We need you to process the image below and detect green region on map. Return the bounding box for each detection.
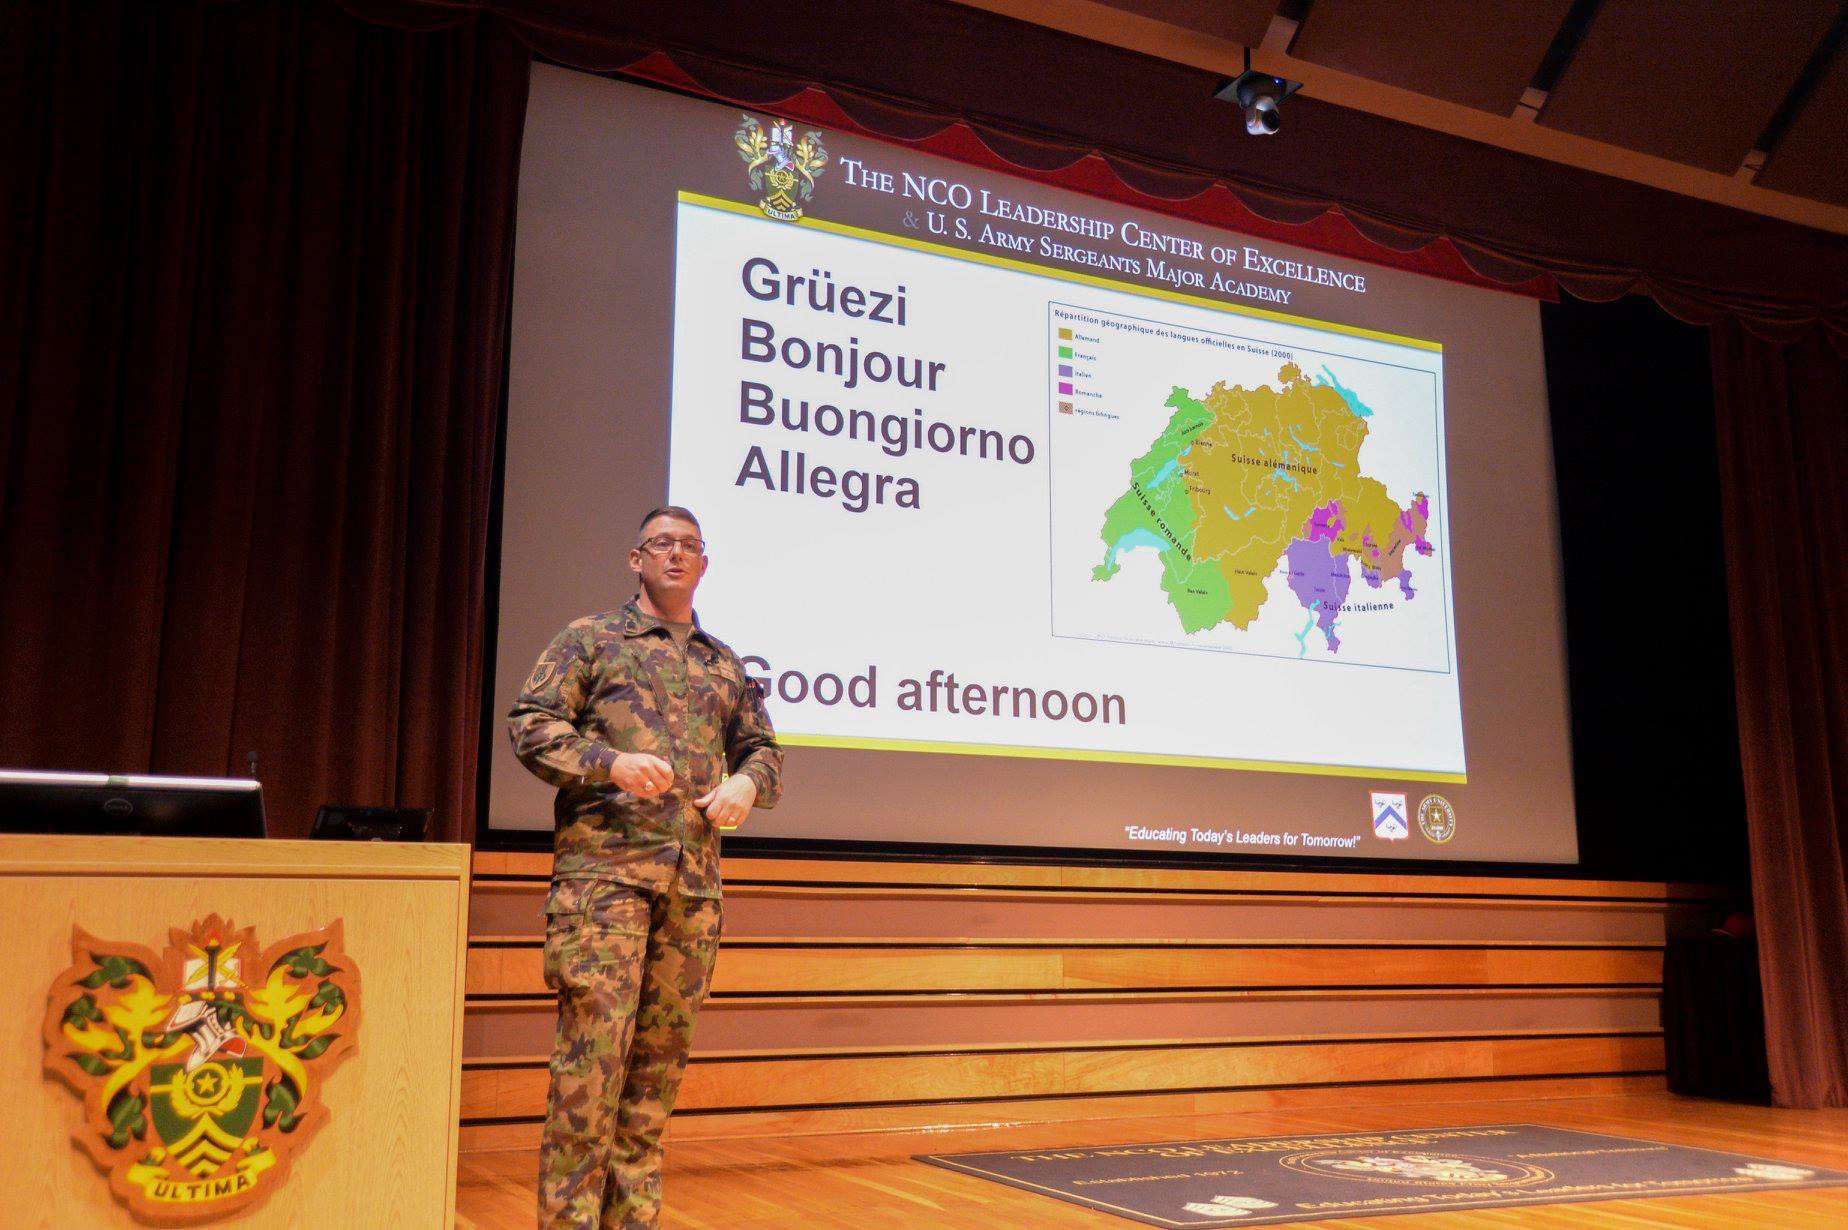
[1092,363,1432,643]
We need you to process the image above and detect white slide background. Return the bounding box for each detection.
[669,199,1465,778]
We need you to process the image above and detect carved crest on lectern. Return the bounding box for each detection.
[42,916,361,1223]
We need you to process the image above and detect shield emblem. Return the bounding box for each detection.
[148,1058,265,1176]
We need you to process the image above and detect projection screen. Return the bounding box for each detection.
[487,65,1579,865]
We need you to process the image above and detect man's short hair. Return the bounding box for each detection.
[637,505,701,539]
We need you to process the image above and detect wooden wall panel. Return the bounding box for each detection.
[470,882,1676,945]
[465,989,1661,1057]
[468,942,1661,997]
[460,1033,1663,1120]
[472,851,1710,900]
[457,1073,1671,1151]
[460,854,1705,1146]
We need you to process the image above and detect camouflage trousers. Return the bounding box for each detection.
[537,879,722,1229]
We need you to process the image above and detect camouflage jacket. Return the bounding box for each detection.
[507,599,782,898]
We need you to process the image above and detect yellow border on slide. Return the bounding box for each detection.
[679,190,1443,352]
[782,733,1468,785]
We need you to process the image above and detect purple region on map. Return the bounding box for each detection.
[1398,570,1416,599]
[1306,500,1344,543]
[1284,538,1352,652]
[1403,493,1434,556]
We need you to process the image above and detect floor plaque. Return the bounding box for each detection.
[918,1123,1848,1226]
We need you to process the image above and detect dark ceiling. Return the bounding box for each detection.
[1030,0,1848,214]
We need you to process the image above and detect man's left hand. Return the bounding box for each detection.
[693,774,758,829]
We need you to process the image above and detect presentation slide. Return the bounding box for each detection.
[670,198,1459,780]
[490,66,1578,864]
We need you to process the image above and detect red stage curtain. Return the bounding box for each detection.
[0,1,529,838]
[1710,320,1848,1108]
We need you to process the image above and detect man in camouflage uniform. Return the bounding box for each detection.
[509,505,781,1229]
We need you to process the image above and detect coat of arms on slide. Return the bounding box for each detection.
[42,916,360,1223]
[735,114,829,221]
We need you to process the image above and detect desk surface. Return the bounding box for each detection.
[0,834,469,878]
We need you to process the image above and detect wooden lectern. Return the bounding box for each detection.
[1,836,469,1228]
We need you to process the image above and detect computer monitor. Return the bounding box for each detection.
[310,805,428,842]
[0,769,267,837]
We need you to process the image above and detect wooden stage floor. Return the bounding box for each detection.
[456,1093,1848,1228]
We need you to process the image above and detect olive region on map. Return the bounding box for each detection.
[1052,302,1450,674]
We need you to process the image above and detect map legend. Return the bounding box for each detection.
[1049,309,1109,414]
[1054,325,1086,405]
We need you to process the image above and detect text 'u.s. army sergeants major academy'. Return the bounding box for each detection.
[732,256,1036,513]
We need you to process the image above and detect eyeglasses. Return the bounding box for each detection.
[638,535,705,558]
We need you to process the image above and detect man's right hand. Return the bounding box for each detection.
[610,753,675,798]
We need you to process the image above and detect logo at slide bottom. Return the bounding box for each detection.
[1370,791,1408,840]
[1417,794,1457,843]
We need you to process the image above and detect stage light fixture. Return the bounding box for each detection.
[1215,51,1302,136]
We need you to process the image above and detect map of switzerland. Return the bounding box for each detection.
[1091,363,1433,653]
